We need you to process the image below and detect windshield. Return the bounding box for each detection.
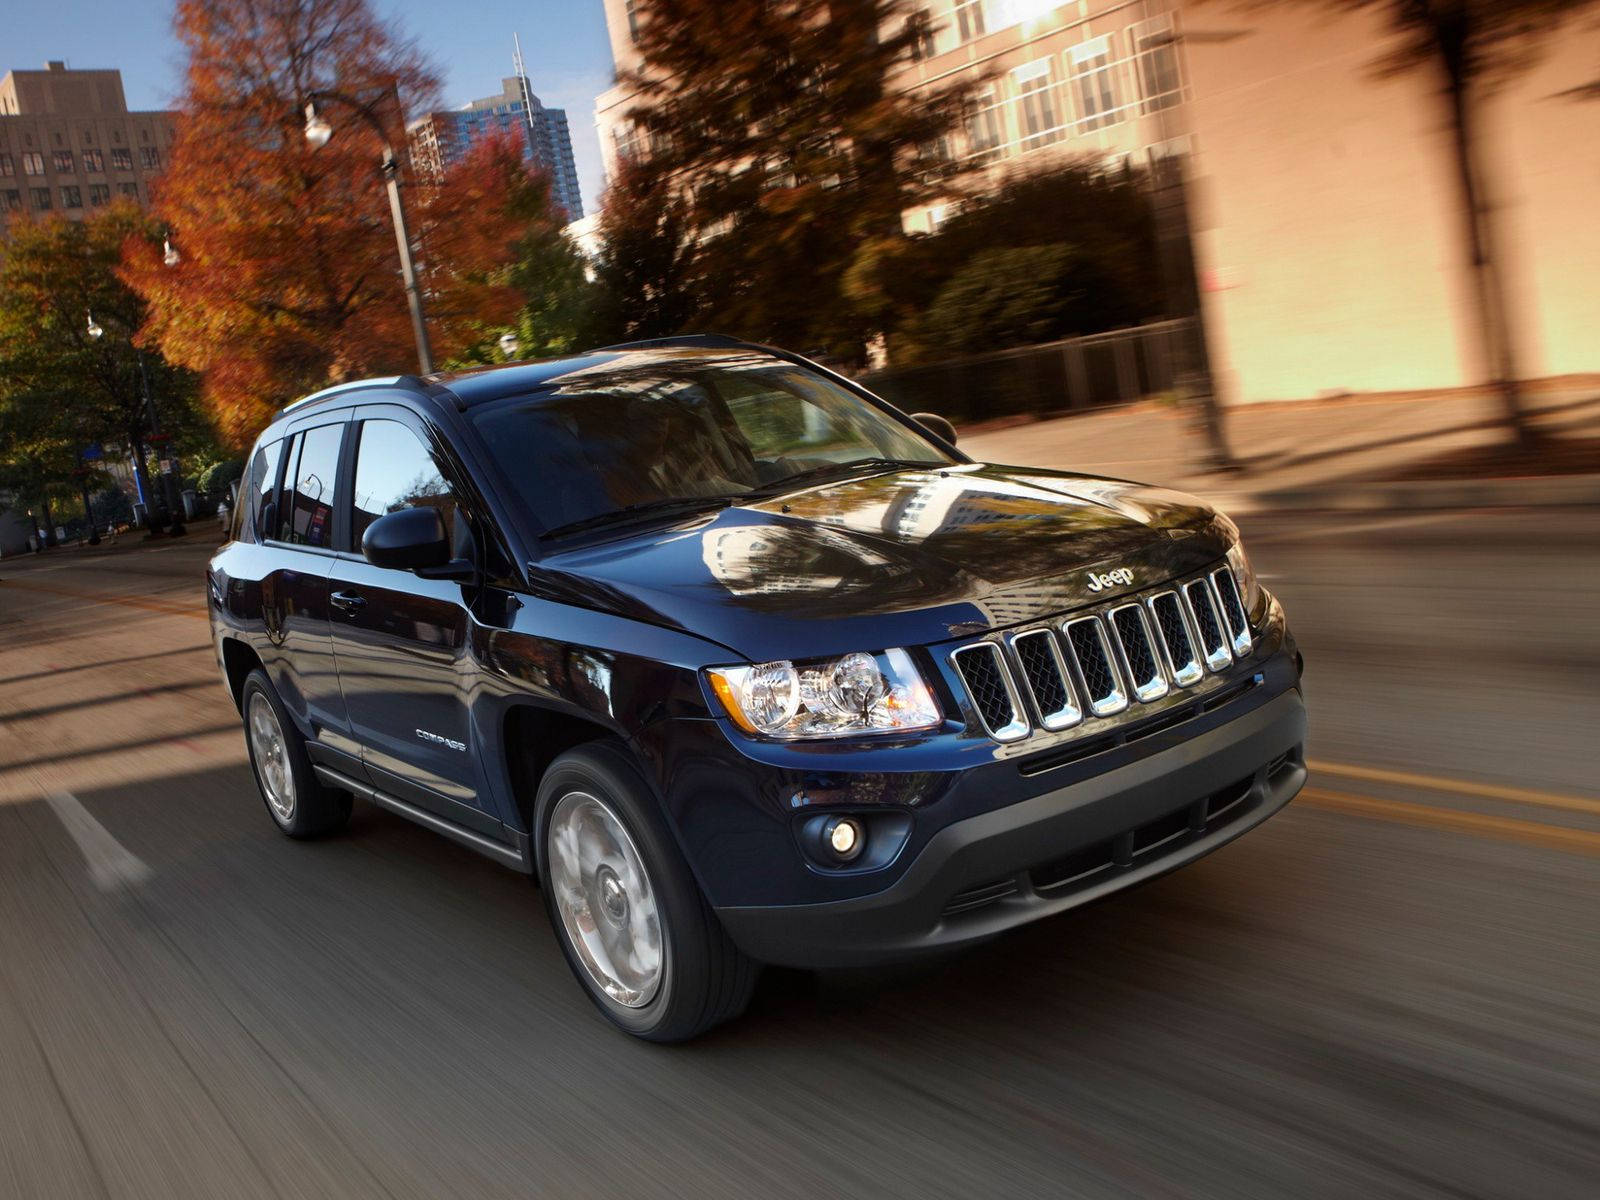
[470,357,954,538]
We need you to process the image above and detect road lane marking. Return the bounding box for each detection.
[0,579,205,620]
[1308,759,1600,817]
[1299,788,1600,857]
[44,791,153,891]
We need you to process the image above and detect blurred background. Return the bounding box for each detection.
[1,1,1598,1197]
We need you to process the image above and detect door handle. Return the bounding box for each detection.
[330,590,367,614]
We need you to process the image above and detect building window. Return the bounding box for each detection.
[111,147,133,171]
[1131,17,1182,112]
[965,85,1004,163]
[0,153,12,176]
[954,0,985,43]
[30,187,51,210]
[23,152,45,176]
[625,0,642,44]
[1069,34,1122,131]
[118,182,139,199]
[1,189,21,211]
[89,183,110,206]
[140,146,161,169]
[60,185,83,209]
[53,150,75,172]
[1014,59,1065,151]
[83,149,104,173]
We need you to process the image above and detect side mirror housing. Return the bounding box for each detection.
[911,411,957,446]
[362,506,452,571]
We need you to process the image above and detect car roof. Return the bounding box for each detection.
[269,336,786,422]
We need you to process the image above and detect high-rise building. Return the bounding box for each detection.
[592,1,1600,405]
[0,61,177,228]
[409,55,584,221]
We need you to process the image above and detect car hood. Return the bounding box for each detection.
[527,463,1237,662]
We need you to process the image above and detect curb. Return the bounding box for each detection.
[1205,473,1600,515]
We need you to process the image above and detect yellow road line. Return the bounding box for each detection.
[1,579,206,621]
[1308,758,1600,817]
[1299,787,1600,857]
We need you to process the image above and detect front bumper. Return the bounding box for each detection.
[714,687,1307,968]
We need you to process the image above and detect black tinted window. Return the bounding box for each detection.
[351,420,456,546]
[470,358,948,535]
[239,437,283,543]
[284,424,342,547]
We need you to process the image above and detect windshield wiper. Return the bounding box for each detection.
[538,494,744,542]
[749,457,943,497]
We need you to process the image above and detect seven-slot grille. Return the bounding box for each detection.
[950,566,1252,743]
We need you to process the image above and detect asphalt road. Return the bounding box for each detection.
[1,508,1597,1199]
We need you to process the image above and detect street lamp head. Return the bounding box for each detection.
[304,102,333,150]
[498,332,520,359]
[86,312,104,340]
[162,237,180,267]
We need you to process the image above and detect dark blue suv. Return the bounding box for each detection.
[208,337,1307,1040]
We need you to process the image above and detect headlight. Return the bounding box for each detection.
[1226,540,1261,614]
[707,648,941,739]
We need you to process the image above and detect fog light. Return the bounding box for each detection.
[825,816,863,862]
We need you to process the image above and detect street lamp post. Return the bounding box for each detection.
[303,93,434,375]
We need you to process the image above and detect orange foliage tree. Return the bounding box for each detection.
[123,0,533,446]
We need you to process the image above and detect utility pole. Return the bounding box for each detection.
[1147,4,1234,472]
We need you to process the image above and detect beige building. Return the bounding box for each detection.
[594,2,1598,404]
[0,62,177,228]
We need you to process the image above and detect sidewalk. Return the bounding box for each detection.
[961,383,1600,513]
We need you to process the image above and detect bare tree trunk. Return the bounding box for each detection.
[1443,67,1533,447]
[40,493,57,548]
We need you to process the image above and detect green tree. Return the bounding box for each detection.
[846,161,1165,362]
[0,206,208,530]
[619,0,977,358]
[1271,0,1600,445]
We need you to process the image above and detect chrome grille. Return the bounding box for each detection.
[950,563,1255,743]
[1183,578,1232,672]
[1009,629,1081,731]
[1063,617,1127,717]
[950,642,1029,742]
[1148,591,1204,686]
[1211,566,1252,656]
[1108,604,1169,703]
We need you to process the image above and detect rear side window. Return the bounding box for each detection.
[283,424,343,548]
[237,437,283,544]
[351,419,457,547]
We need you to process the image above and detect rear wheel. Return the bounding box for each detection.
[535,741,758,1042]
[241,669,351,838]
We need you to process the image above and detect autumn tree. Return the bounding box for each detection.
[588,158,703,344]
[618,0,978,359]
[0,206,206,533]
[1260,0,1600,446]
[124,0,530,446]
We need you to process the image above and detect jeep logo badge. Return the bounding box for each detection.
[1085,566,1135,593]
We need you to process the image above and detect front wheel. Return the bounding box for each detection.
[535,742,758,1042]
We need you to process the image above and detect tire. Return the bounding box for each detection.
[535,741,758,1042]
[240,668,352,839]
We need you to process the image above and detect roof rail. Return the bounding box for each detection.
[275,375,431,419]
[593,333,755,353]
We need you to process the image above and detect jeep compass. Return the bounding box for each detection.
[207,336,1307,1041]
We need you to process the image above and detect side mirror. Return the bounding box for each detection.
[362,506,452,571]
[911,412,957,446]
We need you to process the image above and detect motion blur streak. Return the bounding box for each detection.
[1310,759,1600,816]
[1300,788,1600,857]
